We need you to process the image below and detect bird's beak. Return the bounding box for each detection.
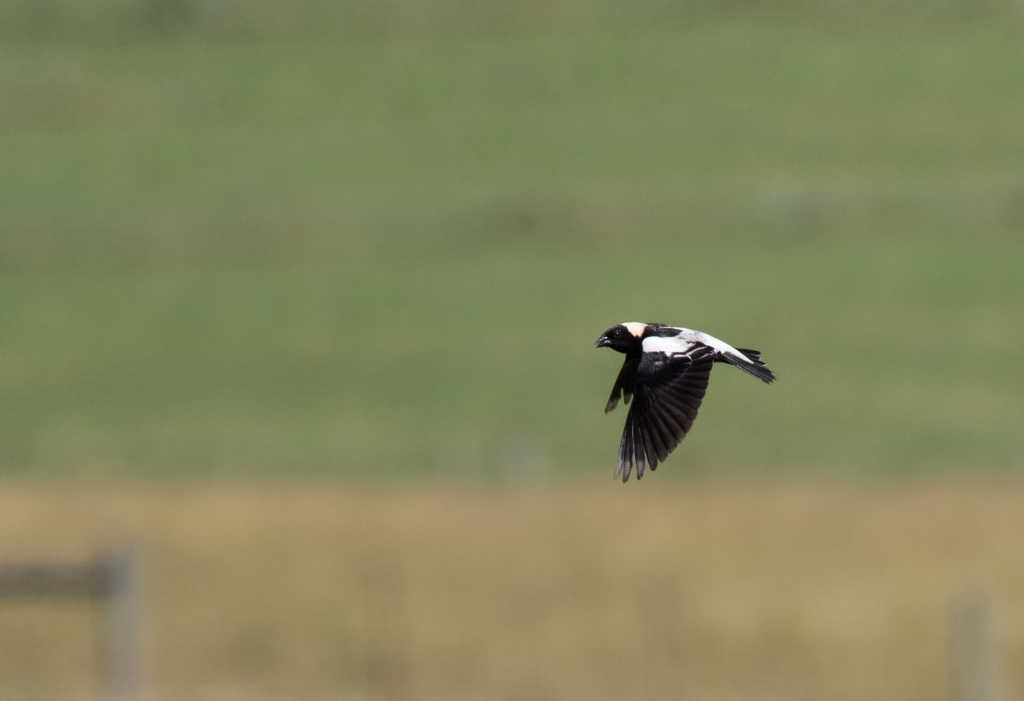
[595,335,611,348]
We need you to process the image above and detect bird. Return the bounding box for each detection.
[596,322,775,482]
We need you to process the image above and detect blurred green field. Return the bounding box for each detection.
[1,1,1023,479]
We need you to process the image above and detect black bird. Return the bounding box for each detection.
[596,322,775,482]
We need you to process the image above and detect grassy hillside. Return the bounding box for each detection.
[1,4,1023,479]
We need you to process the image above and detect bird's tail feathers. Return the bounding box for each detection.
[728,348,776,384]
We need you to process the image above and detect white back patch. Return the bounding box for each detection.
[642,327,754,363]
[623,322,647,338]
[693,330,752,363]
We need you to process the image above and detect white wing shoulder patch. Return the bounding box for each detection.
[641,335,695,355]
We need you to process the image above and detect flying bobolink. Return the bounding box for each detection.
[597,322,775,482]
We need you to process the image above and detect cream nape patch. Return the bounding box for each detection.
[622,322,647,338]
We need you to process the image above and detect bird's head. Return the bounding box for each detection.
[595,322,646,355]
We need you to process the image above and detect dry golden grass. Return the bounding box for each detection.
[2,481,1024,701]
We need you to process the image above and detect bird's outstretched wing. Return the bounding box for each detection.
[605,356,640,413]
[615,345,715,482]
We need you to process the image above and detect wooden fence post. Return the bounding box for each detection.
[952,593,997,701]
[101,546,145,701]
[0,546,146,701]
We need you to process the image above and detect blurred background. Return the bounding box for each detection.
[1,0,1023,698]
